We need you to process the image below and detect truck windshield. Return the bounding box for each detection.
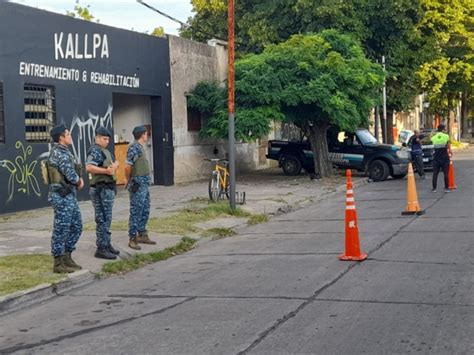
[357,130,378,144]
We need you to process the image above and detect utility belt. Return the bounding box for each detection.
[51,184,74,198]
[91,181,117,193]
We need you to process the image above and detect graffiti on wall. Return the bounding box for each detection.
[70,104,113,163]
[0,141,42,202]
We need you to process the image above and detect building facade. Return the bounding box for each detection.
[0,2,173,214]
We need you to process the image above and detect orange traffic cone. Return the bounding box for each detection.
[448,160,457,189]
[402,163,425,216]
[339,169,367,261]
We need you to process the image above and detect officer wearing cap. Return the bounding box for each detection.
[47,124,84,273]
[85,126,120,259]
[124,125,156,250]
[431,124,451,193]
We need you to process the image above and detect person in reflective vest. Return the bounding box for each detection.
[47,124,84,273]
[86,126,119,260]
[430,124,451,193]
[125,125,156,250]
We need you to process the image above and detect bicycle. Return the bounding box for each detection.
[206,158,230,202]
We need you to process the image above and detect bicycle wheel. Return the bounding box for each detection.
[208,173,221,202]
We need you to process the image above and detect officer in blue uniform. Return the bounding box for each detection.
[124,125,156,250]
[47,124,84,273]
[86,127,119,260]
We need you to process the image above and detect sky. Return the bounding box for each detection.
[9,0,194,35]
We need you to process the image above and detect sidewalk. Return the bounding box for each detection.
[0,168,357,276]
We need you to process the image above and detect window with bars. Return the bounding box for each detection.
[24,84,56,142]
[0,82,4,143]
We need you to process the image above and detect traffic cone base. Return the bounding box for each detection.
[402,210,425,216]
[338,253,367,261]
[402,163,424,216]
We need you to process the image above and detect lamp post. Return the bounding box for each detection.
[228,0,236,210]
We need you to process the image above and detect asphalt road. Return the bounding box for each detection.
[1,148,472,355]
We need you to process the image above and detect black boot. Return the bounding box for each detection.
[63,252,82,270]
[108,244,120,255]
[95,248,117,260]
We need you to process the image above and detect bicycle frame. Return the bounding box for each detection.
[214,163,229,191]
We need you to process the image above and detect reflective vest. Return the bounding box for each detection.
[431,132,450,149]
[89,146,116,185]
[131,142,150,177]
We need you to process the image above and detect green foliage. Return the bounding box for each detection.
[189,31,383,176]
[151,27,166,37]
[417,0,474,117]
[66,5,98,22]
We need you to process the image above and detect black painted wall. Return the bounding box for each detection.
[0,2,173,214]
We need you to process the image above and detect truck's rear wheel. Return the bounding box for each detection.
[368,160,389,182]
[281,155,302,176]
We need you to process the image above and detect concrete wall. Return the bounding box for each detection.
[168,35,269,184]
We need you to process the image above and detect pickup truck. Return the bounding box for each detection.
[266,128,409,182]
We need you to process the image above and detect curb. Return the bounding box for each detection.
[0,176,369,317]
[0,270,97,317]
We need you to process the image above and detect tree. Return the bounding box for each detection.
[151,27,166,37]
[66,5,98,22]
[188,31,384,177]
[182,0,432,144]
[416,0,474,137]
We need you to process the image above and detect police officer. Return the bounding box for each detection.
[47,124,84,273]
[124,125,156,250]
[86,127,119,260]
[431,124,451,193]
[408,130,425,179]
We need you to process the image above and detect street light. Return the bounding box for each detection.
[227,0,236,210]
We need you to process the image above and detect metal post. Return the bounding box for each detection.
[228,0,236,210]
[374,106,379,142]
[382,55,387,144]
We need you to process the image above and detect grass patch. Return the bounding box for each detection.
[0,254,65,296]
[101,237,197,275]
[202,227,236,240]
[247,214,269,225]
[94,202,252,236]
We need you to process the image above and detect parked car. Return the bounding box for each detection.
[267,128,409,181]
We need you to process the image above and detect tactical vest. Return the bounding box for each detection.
[46,146,81,185]
[131,142,150,177]
[90,147,116,185]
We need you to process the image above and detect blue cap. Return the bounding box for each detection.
[95,126,112,137]
[133,125,147,135]
[50,124,67,137]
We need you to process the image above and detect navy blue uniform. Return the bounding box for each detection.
[86,145,115,249]
[48,144,82,257]
[127,142,151,238]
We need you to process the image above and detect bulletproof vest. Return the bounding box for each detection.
[47,146,81,185]
[131,142,150,177]
[89,146,116,185]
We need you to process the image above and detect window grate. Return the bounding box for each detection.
[0,82,4,143]
[24,84,56,142]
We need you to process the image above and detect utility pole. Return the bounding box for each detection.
[228,0,236,210]
[382,55,387,144]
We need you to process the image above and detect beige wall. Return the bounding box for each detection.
[168,35,269,184]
